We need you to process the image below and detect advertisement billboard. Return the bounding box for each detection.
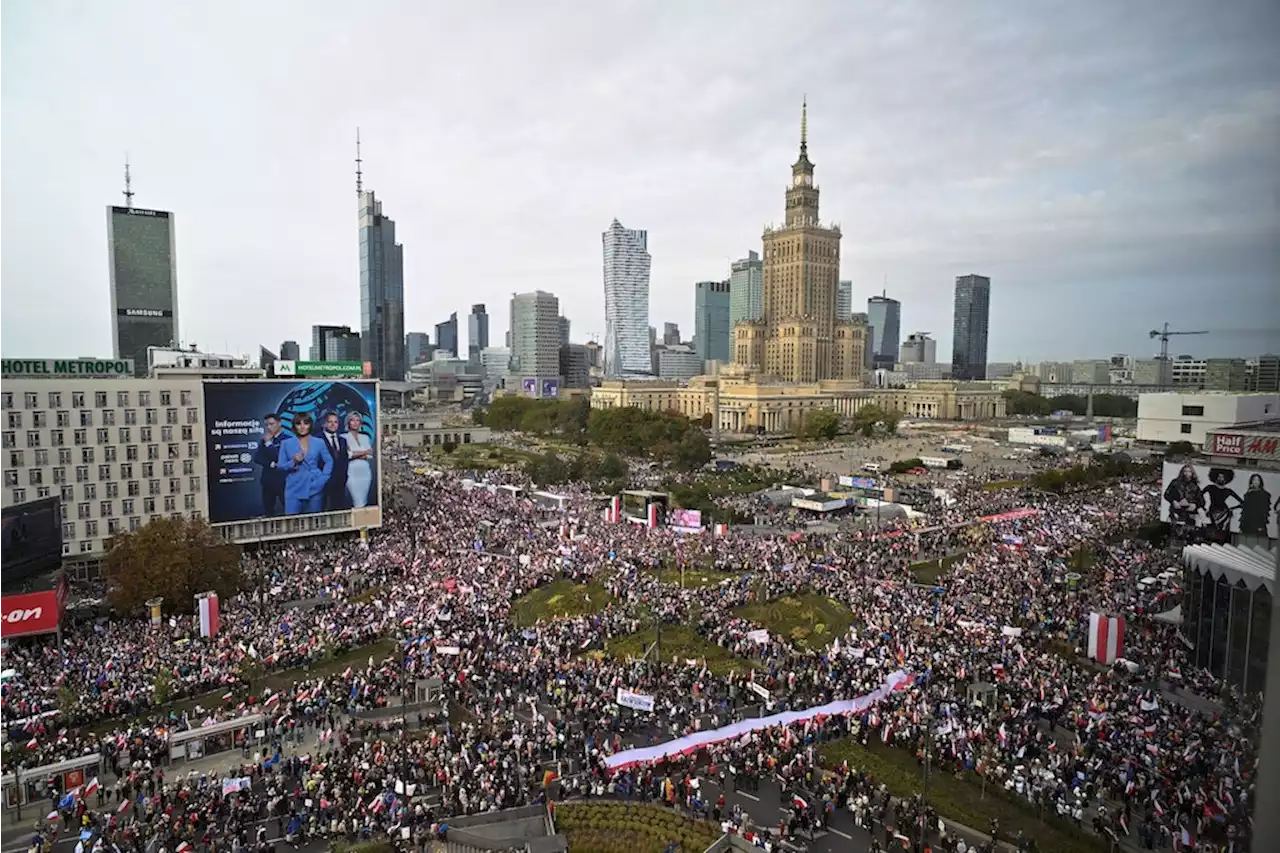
[2,497,64,585]
[203,380,379,524]
[1160,461,1279,539]
[274,360,367,378]
[1,576,67,639]
[669,508,703,531]
[541,379,560,398]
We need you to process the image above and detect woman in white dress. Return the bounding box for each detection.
[344,411,375,508]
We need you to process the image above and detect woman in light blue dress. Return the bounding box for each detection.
[344,410,375,508]
[277,412,333,515]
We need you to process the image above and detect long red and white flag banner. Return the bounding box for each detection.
[603,669,914,771]
[198,593,220,638]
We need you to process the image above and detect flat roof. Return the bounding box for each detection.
[1216,419,1280,434]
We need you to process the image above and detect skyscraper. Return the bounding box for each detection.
[509,291,562,393]
[728,251,764,329]
[356,134,405,380]
[663,322,681,346]
[559,316,571,349]
[951,274,991,381]
[467,304,489,361]
[435,312,458,358]
[866,293,902,370]
[602,219,652,377]
[279,340,301,361]
[900,332,937,365]
[406,332,431,367]
[734,100,866,382]
[836,280,853,323]
[107,166,179,375]
[694,280,731,365]
[310,324,362,362]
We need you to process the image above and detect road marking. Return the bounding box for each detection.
[736,791,760,801]
[831,828,853,840]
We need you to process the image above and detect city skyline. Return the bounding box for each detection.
[3,2,1279,364]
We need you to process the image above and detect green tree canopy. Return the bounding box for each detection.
[803,409,841,440]
[105,516,243,615]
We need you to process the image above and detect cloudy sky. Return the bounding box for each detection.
[3,0,1279,364]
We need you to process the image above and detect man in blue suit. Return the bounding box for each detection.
[254,413,287,516]
[319,411,349,512]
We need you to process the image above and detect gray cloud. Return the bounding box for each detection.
[3,0,1278,363]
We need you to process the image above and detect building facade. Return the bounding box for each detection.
[405,332,432,368]
[656,346,703,382]
[435,312,458,359]
[951,274,991,381]
[734,102,867,383]
[509,291,562,392]
[900,332,937,365]
[559,316,572,349]
[279,341,301,362]
[358,189,405,380]
[467,304,490,362]
[310,325,361,362]
[836,280,853,323]
[591,368,1006,434]
[866,293,901,370]
[479,346,511,384]
[108,205,179,376]
[1136,392,1280,446]
[728,250,764,329]
[559,344,591,388]
[694,279,731,366]
[602,219,652,377]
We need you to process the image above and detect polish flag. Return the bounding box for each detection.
[118,800,131,813]
[84,777,100,798]
[197,593,220,638]
[792,795,809,810]
[1087,613,1124,665]
[26,736,39,750]
[176,843,192,853]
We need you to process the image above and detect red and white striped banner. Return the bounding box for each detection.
[1087,612,1124,664]
[714,523,728,538]
[647,502,659,529]
[609,496,622,523]
[197,593,220,638]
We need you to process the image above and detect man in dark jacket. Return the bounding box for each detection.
[319,411,349,512]
[254,413,287,516]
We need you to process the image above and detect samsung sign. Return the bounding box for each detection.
[2,358,135,378]
[117,308,173,318]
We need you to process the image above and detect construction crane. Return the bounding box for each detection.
[1149,323,1208,389]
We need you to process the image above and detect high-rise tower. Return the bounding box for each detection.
[107,161,179,376]
[735,100,865,382]
[356,131,406,379]
[952,274,991,381]
[467,304,490,362]
[602,219,652,377]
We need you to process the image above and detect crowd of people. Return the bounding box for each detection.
[1,440,1261,853]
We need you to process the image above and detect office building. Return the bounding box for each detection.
[656,346,704,382]
[406,332,432,368]
[583,341,603,369]
[866,293,901,370]
[602,219,652,377]
[435,313,458,359]
[951,274,991,381]
[358,185,405,380]
[279,341,301,362]
[258,347,277,372]
[733,101,866,382]
[836,280,853,323]
[985,362,1018,381]
[310,325,361,362]
[662,322,681,346]
[559,316,572,349]
[1133,358,1171,388]
[1251,354,1280,393]
[479,346,511,384]
[467,305,490,361]
[1136,392,1279,447]
[899,333,937,365]
[729,251,764,329]
[108,191,179,376]
[694,280,731,365]
[1072,359,1111,385]
[1032,361,1074,384]
[560,344,591,388]
[509,291,562,392]
[1204,358,1249,392]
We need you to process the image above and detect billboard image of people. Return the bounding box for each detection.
[204,381,379,523]
[669,508,703,532]
[1160,461,1278,540]
[1,497,64,585]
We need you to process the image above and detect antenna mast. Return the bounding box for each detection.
[355,128,363,195]
[123,156,135,208]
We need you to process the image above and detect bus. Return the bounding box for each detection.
[941,444,971,454]
[920,456,963,470]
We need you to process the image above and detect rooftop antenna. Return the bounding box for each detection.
[123,155,135,208]
[355,128,363,195]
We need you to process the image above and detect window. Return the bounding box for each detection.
[33,412,48,428]
[127,480,140,497]
[1181,405,1205,417]
[77,502,91,519]
[24,392,38,409]
[117,391,130,407]
[1,431,14,448]
[79,410,93,427]
[11,488,26,503]
[100,500,113,517]
[169,477,180,494]
[35,449,49,465]
[129,516,141,531]
[75,465,89,482]
[3,471,16,487]
[101,469,114,487]
[163,461,174,476]
[168,444,180,459]
[102,410,116,426]
[145,409,158,425]
[188,476,201,492]
[7,450,22,467]
[124,409,137,425]
[180,390,192,406]
[94,391,108,408]
[142,462,154,478]
[0,392,10,409]
[166,408,179,425]
[143,497,156,514]
[27,430,41,447]
[72,392,85,408]
[161,426,173,442]
[52,467,66,484]
[140,427,152,442]
[62,521,76,539]
[118,427,130,443]
[182,425,193,441]
[57,411,72,428]
[81,447,95,463]
[164,495,176,512]
[85,519,99,537]
[36,487,50,499]
[28,469,43,485]
[106,517,121,533]
[183,459,194,475]
[187,442,200,458]
[83,483,97,500]
[149,479,161,496]
[80,540,95,553]
[147,444,160,460]
[139,391,151,406]
[58,447,72,464]
[186,408,199,424]
[126,445,139,461]
[104,445,117,462]
[7,412,22,429]
[47,391,61,408]
[122,499,134,514]
[60,486,74,501]
[160,390,171,405]
[74,429,87,446]
[120,463,132,478]
[1180,423,1193,434]
[49,430,63,446]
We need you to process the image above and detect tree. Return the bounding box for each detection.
[1001,390,1052,416]
[105,516,243,615]
[598,452,628,480]
[672,429,712,471]
[803,409,841,441]
[1166,441,1195,458]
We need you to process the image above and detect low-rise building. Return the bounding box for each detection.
[1136,391,1280,447]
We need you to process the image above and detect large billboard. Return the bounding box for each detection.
[2,497,64,586]
[1160,461,1279,540]
[203,381,379,524]
[1,575,68,639]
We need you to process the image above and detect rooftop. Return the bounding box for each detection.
[1218,419,1280,434]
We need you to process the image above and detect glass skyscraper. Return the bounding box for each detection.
[602,219,651,377]
[359,190,405,379]
[467,304,489,361]
[866,293,902,369]
[435,312,458,358]
[695,280,731,365]
[107,205,178,375]
[729,250,764,329]
[951,274,991,381]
